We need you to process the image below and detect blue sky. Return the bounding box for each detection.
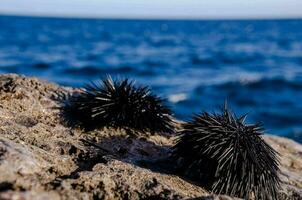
[0,0,301,19]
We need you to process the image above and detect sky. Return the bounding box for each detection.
[0,0,301,19]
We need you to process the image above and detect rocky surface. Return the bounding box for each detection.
[0,74,301,200]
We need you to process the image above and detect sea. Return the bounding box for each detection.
[0,15,301,143]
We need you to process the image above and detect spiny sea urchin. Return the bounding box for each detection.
[172,103,280,199]
[61,76,175,133]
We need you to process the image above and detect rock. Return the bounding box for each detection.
[0,74,301,200]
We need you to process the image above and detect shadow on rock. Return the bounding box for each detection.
[80,134,178,175]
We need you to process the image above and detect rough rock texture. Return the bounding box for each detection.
[0,74,301,200]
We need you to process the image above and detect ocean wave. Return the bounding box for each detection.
[216,51,264,64]
[190,55,217,66]
[32,63,51,69]
[63,65,151,77]
[64,66,104,76]
[168,93,187,103]
[212,77,302,91]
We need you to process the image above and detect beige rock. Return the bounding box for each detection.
[0,74,301,200]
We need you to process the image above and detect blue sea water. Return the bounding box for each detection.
[0,15,302,143]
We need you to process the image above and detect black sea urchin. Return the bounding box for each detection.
[61,76,175,133]
[172,104,280,199]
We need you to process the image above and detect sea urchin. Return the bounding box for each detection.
[61,76,175,133]
[172,104,280,199]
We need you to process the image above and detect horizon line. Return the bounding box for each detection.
[1,13,302,21]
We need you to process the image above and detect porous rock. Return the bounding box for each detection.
[0,74,301,200]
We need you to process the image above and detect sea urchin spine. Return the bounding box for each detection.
[61,76,175,133]
[172,104,280,199]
